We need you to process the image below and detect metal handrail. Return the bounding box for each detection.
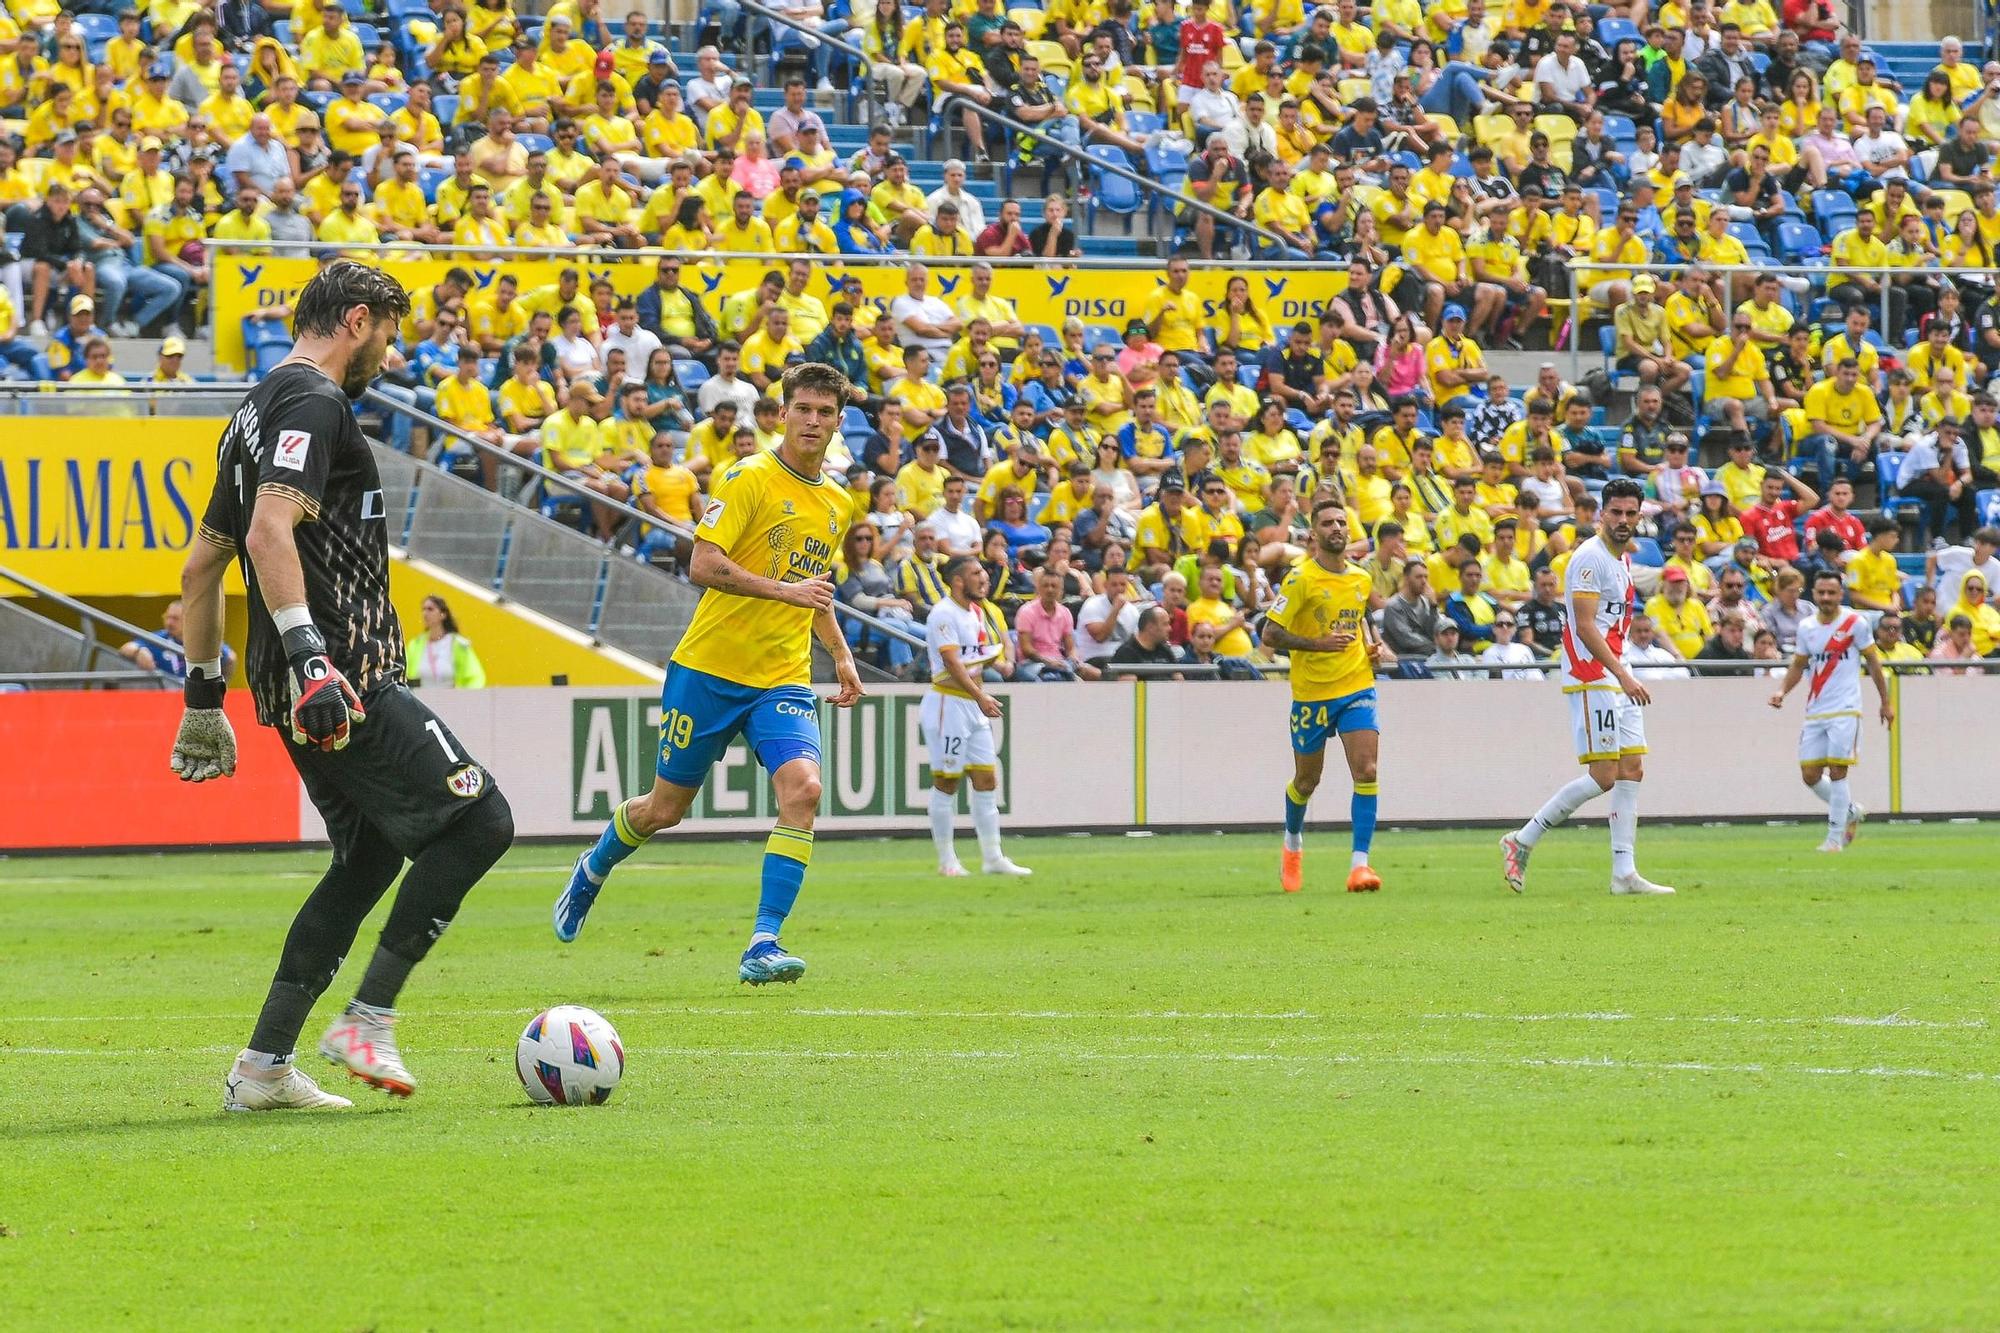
[0,671,175,689]
[1563,255,2000,381]
[0,562,184,680]
[734,0,1291,250]
[1406,655,2000,676]
[361,389,927,649]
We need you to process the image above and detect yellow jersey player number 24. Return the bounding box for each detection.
[554,363,866,987]
[1259,496,1389,896]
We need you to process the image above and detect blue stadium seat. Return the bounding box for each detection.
[1631,536,1664,567]
[842,405,870,439]
[1597,17,1639,46]
[1023,322,1060,350]
[673,359,709,393]
[435,94,459,124]
[1125,110,1164,137]
[1085,145,1140,228]
[1813,190,1856,233]
[1775,220,1823,261]
[368,92,408,114]
[518,133,554,154]
[418,166,450,203]
[75,11,117,40]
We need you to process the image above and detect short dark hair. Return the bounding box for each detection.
[1867,515,1901,537]
[1600,477,1645,506]
[782,362,853,404]
[1812,568,1846,591]
[291,259,411,338]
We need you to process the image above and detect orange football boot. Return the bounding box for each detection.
[1280,848,1303,893]
[1345,865,1382,893]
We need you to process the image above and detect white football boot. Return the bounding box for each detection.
[318,1007,415,1098]
[1610,872,1677,896]
[982,857,1033,876]
[224,1054,353,1112]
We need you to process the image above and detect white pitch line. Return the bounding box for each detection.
[1424,1011,1988,1030]
[1,1044,1994,1084]
[15,1005,1989,1029]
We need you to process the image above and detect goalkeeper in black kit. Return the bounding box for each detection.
[170,260,515,1113]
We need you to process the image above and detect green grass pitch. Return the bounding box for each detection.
[3,823,1998,1329]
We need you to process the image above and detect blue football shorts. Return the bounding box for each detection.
[655,663,822,787]
[1288,687,1379,755]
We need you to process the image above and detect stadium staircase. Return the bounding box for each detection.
[0,565,175,690]
[363,394,920,683]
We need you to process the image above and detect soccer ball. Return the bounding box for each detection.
[516,1005,625,1106]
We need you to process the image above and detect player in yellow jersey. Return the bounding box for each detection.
[555,363,865,985]
[1261,497,1387,894]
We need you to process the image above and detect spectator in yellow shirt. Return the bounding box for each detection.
[300,8,367,91]
[1645,567,1713,657]
[572,156,643,247]
[316,174,383,256]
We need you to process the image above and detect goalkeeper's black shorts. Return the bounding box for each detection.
[282,683,501,864]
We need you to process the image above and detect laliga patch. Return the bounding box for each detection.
[273,429,312,472]
[446,764,486,798]
[699,499,725,529]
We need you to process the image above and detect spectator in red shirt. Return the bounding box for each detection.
[1782,0,1839,46]
[1803,477,1868,552]
[974,197,1032,257]
[1176,0,1226,96]
[1739,464,1817,564]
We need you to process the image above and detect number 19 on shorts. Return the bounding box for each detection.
[659,708,695,764]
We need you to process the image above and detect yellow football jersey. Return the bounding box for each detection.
[1267,556,1374,702]
[674,449,854,688]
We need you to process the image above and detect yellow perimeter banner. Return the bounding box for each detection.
[0,418,243,598]
[212,255,1351,374]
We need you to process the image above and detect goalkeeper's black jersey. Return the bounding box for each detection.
[198,362,404,727]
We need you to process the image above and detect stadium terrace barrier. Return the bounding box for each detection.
[4,676,1995,851]
[208,244,1356,375]
[366,391,926,669]
[1563,260,2000,383]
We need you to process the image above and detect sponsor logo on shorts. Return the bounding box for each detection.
[446,764,486,798]
[775,701,816,717]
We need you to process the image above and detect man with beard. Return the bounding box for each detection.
[172,260,515,1112]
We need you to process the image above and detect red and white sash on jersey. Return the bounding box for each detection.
[1807,611,1860,708]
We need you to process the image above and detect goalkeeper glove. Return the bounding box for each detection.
[282,622,366,752]
[169,663,237,782]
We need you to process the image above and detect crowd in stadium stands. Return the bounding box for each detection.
[3,0,1998,676]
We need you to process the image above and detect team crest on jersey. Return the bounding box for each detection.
[446,764,486,798]
[782,500,797,516]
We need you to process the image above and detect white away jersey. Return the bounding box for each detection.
[926,597,1001,686]
[1559,536,1634,690]
[1796,610,1867,717]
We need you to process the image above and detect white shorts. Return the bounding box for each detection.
[920,691,996,777]
[1569,688,1646,764]
[1799,714,1861,767]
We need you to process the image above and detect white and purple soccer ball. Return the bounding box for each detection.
[516,1005,625,1106]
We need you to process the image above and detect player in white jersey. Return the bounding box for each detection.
[1501,479,1677,896]
[1768,568,1895,851]
[922,556,1032,878]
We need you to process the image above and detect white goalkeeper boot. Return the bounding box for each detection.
[224,1053,353,1112]
[318,1004,415,1098]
